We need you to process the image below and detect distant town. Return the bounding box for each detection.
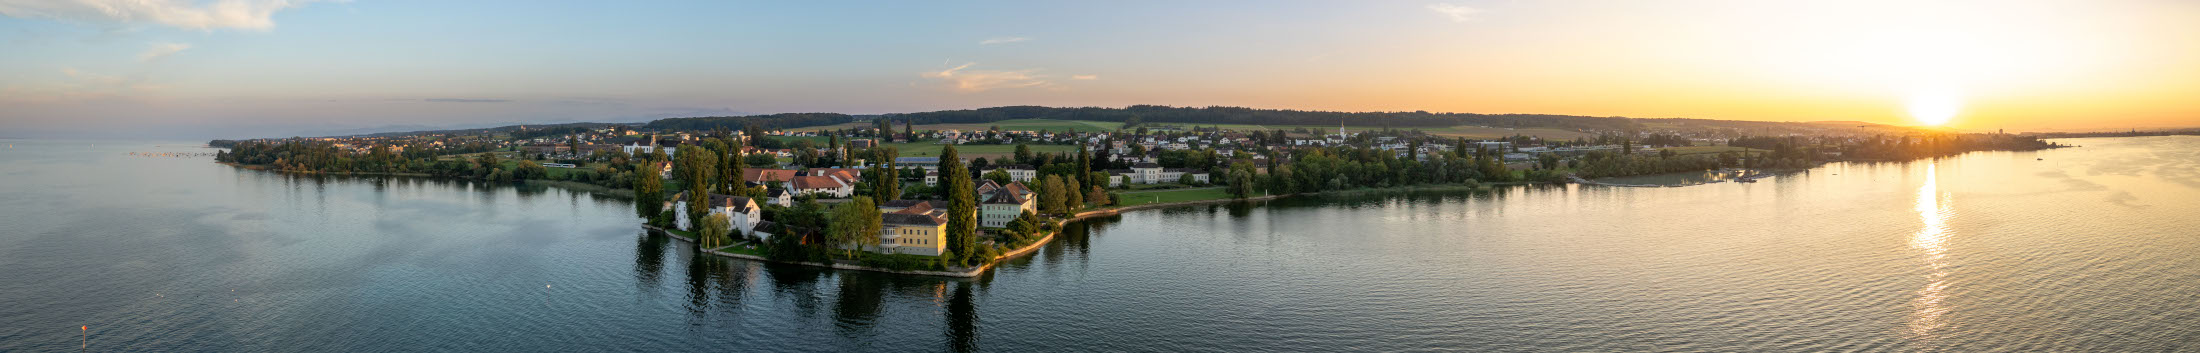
[207,105,2064,275]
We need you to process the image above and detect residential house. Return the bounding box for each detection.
[790,175,853,198]
[670,192,763,236]
[976,180,1036,228]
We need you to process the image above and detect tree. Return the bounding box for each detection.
[983,169,1012,186]
[685,187,709,232]
[699,213,732,249]
[939,145,979,266]
[1086,186,1109,206]
[633,165,664,220]
[1039,175,1067,214]
[829,196,882,258]
[1013,144,1033,164]
[1178,173,1196,185]
[745,152,777,168]
[1228,169,1254,199]
[1064,178,1084,212]
[1076,149,1093,186]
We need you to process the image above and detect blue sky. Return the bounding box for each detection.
[5,0,2197,138]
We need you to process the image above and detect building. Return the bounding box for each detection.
[873,205,947,256]
[924,170,938,187]
[742,168,799,185]
[976,180,1036,228]
[984,164,1038,182]
[670,192,762,236]
[1106,163,1210,186]
[764,189,792,207]
[895,157,941,170]
[790,175,853,198]
[878,199,935,213]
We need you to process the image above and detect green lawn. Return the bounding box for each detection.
[798,118,1590,140]
[765,135,832,145]
[1113,187,1259,207]
[712,243,769,257]
[795,118,1124,133]
[886,142,1079,160]
[1658,146,1770,156]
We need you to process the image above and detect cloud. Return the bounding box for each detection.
[1426,3,1481,23]
[921,62,1049,92]
[979,36,1029,45]
[0,0,325,30]
[1071,75,1098,80]
[138,42,191,62]
[423,98,511,103]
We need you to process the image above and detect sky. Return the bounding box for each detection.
[4,0,2198,139]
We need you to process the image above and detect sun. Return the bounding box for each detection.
[1905,87,1962,126]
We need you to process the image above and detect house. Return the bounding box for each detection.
[924,170,938,187]
[805,168,862,181]
[790,175,853,198]
[1106,163,1210,186]
[670,192,762,236]
[875,212,947,256]
[764,189,792,207]
[976,180,1036,228]
[743,168,799,185]
[867,203,948,256]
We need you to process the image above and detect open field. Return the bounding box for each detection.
[1658,145,1769,156]
[795,119,1125,133]
[1113,187,1257,207]
[1143,122,1592,140]
[796,118,1589,140]
[885,142,1079,160]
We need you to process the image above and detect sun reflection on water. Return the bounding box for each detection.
[1909,163,1954,340]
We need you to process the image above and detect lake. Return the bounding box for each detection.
[2,136,2196,352]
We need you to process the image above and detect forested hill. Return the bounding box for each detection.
[294,105,1769,138]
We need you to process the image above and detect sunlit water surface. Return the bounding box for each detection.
[2,137,2197,352]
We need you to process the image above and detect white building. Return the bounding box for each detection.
[671,193,762,237]
[1107,163,1210,186]
[986,165,1037,182]
[976,181,1036,228]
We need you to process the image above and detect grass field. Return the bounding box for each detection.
[1140,122,1592,140]
[885,142,1079,160]
[1113,187,1261,207]
[796,119,1125,133]
[809,118,1593,140]
[1658,146,1769,156]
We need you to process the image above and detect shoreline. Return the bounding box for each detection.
[222,162,633,198]
[651,192,1300,278]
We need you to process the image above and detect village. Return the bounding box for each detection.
[210,114,2059,275]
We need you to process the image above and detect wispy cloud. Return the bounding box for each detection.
[0,0,327,30]
[1071,74,1098,80]
[1426,3,1481,23]
[921,62,1049,92]
[138,42,190,62]
[423,98,511,103]
[979,36,1030,45]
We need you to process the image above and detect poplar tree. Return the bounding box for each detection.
[940,145,979,266]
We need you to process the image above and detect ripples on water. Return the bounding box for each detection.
[1,137,2197,352]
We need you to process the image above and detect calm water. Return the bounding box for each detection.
[3,137,2198,352]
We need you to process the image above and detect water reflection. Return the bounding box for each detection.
[1909,163,1954,340]
[946,282,978,352]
